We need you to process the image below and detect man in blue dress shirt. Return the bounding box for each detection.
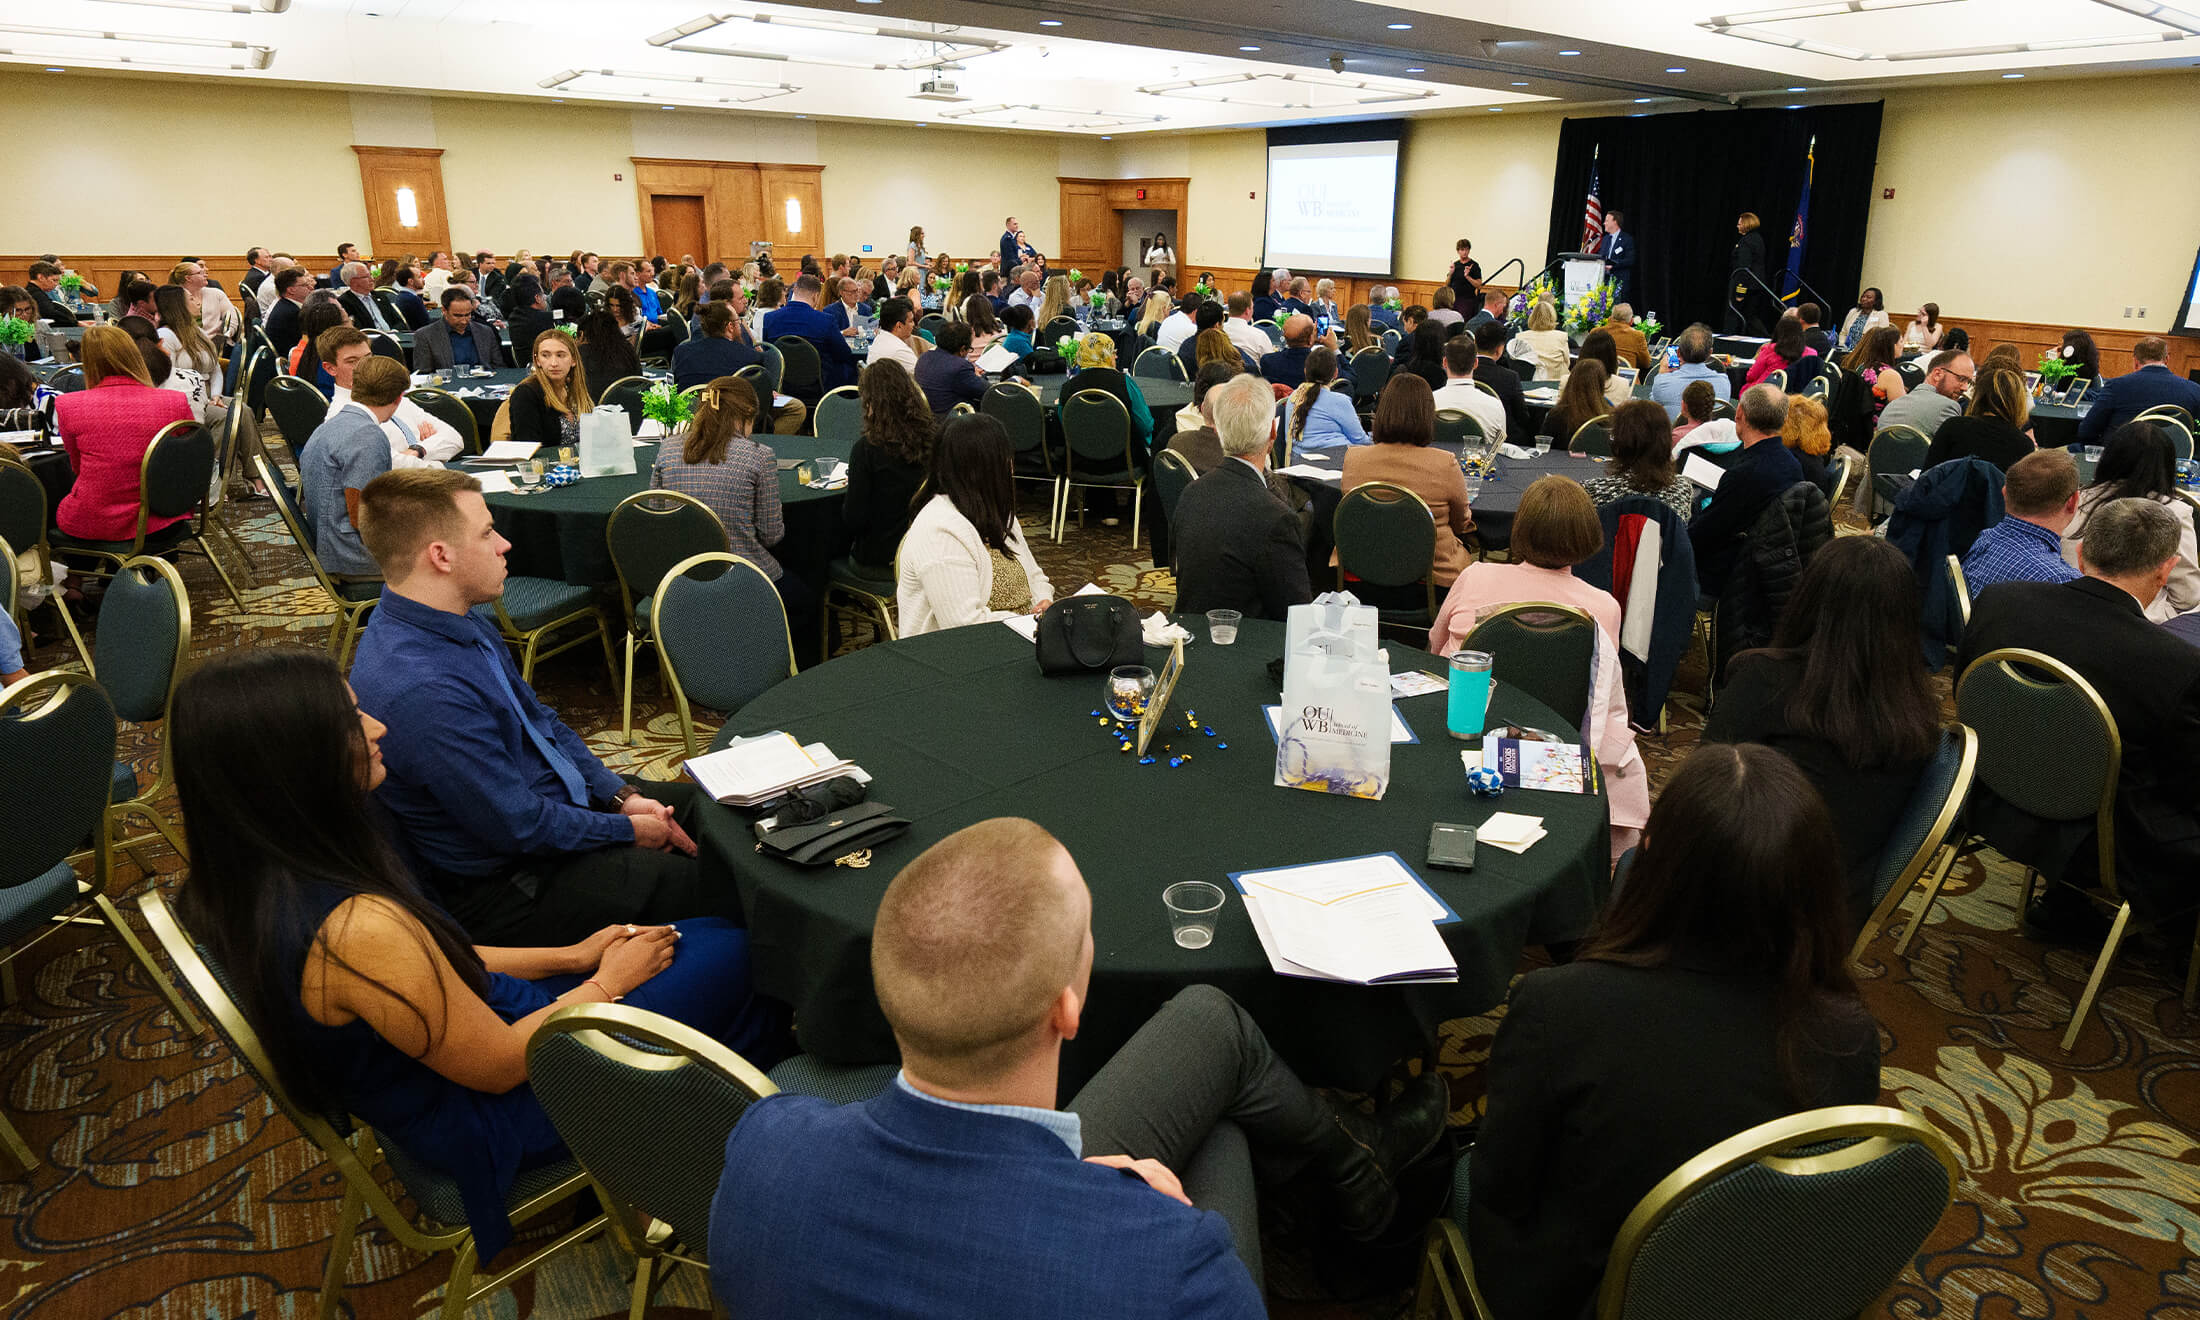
[760,272,858,398]
[1963,449,2082,592]
[709,818,1448,1319]
[1650,324,1733,421]
[349,468,732,945]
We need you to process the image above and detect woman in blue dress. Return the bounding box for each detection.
[172,647,787,1257]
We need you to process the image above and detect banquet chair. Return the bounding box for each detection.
[1801,374,1831,400]
[1866,425,1932,523]
[365,330,407,363]
[1152,448,1199,572]
[1434,409,1486,450]
[2137,412,2193,462]
[253,453,379,665]
[1945,555,1972,632]
[1709,398,1736,421]
[242,347,280,420]
[1461,602,1597,733]
[607,490,729,743]
[770,337,821,401]
[527,1003,782,1320]
[764,1055,898,1105]
[757,343,785,394]
[137,889,606,1320]
[822,554,898,658]
[732,365,768,397]
[1828,453,1857,516]
[814,386,862,445]
[1955,648,2178,1051]
[373,289,408,327]
[95,556,194,871]
[51,421,246,613]
[1333,481,1438,634]
[1134,346,1187,382]
[918,313,950,341]
[0,673,203,1131]
[406,387,482,456]
[1058,390,1143,546]
[985,383,1062,533]
[264,374,331,458]
[0,457,91,669]
[1259,320,1285,347]
[2136,404,2195,436]
[598,375,651,435]
[1851,725,1977,965]
[1895,359,1927,389]
[639,309,687,364]
[44,365,85,393]
[1762,368,1787,391]
[1380,327,1402,353]
[653,552,796,760]
[1416,1105,1958,1320]
[1569,415,1614,458]
[1350,346,1393,403]
[478,575,617,688]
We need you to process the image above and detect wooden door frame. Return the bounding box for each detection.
[1058,176,1189,286]
[352,145,450,258]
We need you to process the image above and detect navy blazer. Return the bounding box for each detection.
[671,335,765,389]
[1260,344,1312,389]
[1601,230,1637,301]
[762,301,859,393]
[710,1082,1263,1319]
[1000,230,1021,271]
[2075,364,2200,445]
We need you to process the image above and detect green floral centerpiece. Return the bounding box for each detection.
[2036,349,2078,385]
[932,275,951,292]
[1383,297,1401,311]
[0,316,31,349]
[641,381,695,433]
[954,261,968,274]
[1637,312,1664,340]
[1089,291,1107,310]
[1056,335,1079,364]
[1195,281,1216,299]
[556,323,578,338]
[1067,268,1084,283]
[56,272,83,299]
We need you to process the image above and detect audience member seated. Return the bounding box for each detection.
[575,310,641,400]
[1963,449,2081,592]
[1426,287,1465,330]
[1601,304,1651,371]
[1836,286,1890,353]
[898,414,1052,634]
[505,330,594,452]
[386,266,432,330]
[262,267,313,356]
[762,273,859,397]
[1341,375,1475,589]
[1744,312,1816,388]
[1780,394,1837,496]
[2075,336,2200,444]
[1471,320,1530,441]
[1900,302,1944,354]
[1068,333,1154,449]
[2055,328,2102,386]
[25,261,80,327]
[170,646,781,1262]
[288,298,350,391]
[2059,420,2200,621]
[547,271,588,328]
[1576,329,1632,409]
[151,285,225,425]
[1460,291,1505,340]
[414,290,505,372]
[1222,292,1276,365]
[1796,301,1834,358]
[1279,347,1366,454]
[671,300,762,387]
[1958,496,2200,939]
[650,375,811,634]
[914,321,990,417]
[1399,321,1450,393]
[1650,324,1732,420]
[504,279,556,359]
[1260,315,1323,389]
[1926,367,2036,471]
[1510,299,1571,383]
[1704,537,1938,929]
[1370,287,1402,331]
[301,356,407,577]
[866,296,922,373]
[1468,742,1880,1320]
[350,468,735,943]
[323,329,455,465]
[1157,293,1201,352]
[1583,400,1695,519]
[53,326,195,545]
[1428,477,1649,858]
[1173,374,1313,621]
[825,276,873,337]
[999,303,1037,367]
[1197,323,1257,377]
[1390,307,1428,370]
[1876,348,1973,437]
[1430,337,1507,442]
[842,359,934,574]
[710,818,1448,1317]
[1831,327,1907,454]
[1690,385,1801,596]
[1545,361,1611,451]
[1249,270,1279,322]
[334,263,400,336]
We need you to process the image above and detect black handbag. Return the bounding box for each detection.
[1035,594,1143,675]
[754,801,910,868]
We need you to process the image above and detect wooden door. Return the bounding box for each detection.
[352,146,450,258]
[760,167,825,264]
[1058,180,1111,268]
[651,194,707,265]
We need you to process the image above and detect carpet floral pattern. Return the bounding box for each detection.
[3,478,2199,1320]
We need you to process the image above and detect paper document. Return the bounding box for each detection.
[1002,615,1039,642]
[472,470,516,494]
[1233,854,1458,985]
[976,343,1019,373]
[479,440,539,462]
[1476,811,1548,855]
[1390,670,1447,698]
[685,732,860,806]
[1265,704,1416,745]
[1276,464,1343,483]
[1682,452,1725,490]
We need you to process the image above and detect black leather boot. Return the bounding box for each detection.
[1316,1069,1451,1241]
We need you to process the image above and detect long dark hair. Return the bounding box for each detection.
[1578,328,1620,380]
[2087,420,2178,504]
[172,649,491,1114]
[860,358,936,465]
[1581,744,1873,1102]
[1408,320,1447,367]
[1734,536,1937,769]
[1772,312,1807,363]
[929,412,1017,551]
[2059,329,2100,381]
[1251,270,1272,300]
[1547,360,1610,443]
[577,308,641,382]
[1371,373,1435,447]
[1606,399,1676,490]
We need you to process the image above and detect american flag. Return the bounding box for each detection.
[1580,147,1603,254]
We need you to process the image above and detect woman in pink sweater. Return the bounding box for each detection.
[54,326,195,543]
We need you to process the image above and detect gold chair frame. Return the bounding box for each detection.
[252,453,380,666]
[986,383,1064,542]
[1851,725,1978,965]
[1334,479,1439,623]
[1460,599,1598,727]
[1945,554,1972,631]
[1568,414,1614,457]
[406,386,483,457]
[1057,389,1144,546]
[0,456,93,671]
[137,890,605,1320]
[607,489,728,743]
[98,556,195,870]
[60,420,247,613]
[813,385,862,444]
[652,552,797,761]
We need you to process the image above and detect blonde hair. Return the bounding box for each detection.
[1196,328,1239,371]
[1737,212,1761,233]
[1037,274,1071,328]
[1966,367,2032,430]
[1528,299,1559,333]
[682,376,760,465]
[528,330,592,417]
[1136,290,1172,335]
[1781,395,1832,457]
[80,324,152,388]
[166,262,201,285]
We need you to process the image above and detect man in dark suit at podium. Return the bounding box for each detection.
[1599,211,1637,307]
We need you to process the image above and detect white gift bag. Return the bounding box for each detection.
[1274,595,1392,800]
[1285,591,1380,663]
[579,407,635,476]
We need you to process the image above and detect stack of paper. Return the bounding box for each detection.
[1276,463,1344,483]
[684,731,864,806]
[1476,812,1547,855]
[1234,854,1459,985]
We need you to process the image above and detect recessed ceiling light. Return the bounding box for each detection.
[1487,106,1502,111]
[661,105,674,109]
[1786,86,1806,92]
[1510,80,1529,86]
[44,66,63,72]
[1101,134,1112,139]
[1666,66,1686,73]
[2002,72,2024,78]
[1039,18,1061,25]
[1785,103,1803,109]
[1239,45,1260,51]
[1633,97,1652,103]
[1387,22,1413,30]
[1406,66,1424,73]
[1558,50,1581,56]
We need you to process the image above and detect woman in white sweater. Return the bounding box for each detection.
[897,413,1054,635]
[1509,298,1571,382]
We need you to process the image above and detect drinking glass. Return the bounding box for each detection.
[1206,609,1241,645]
[1105,665,1155,723]
[513,463,541,493]
[1163,882,1226,950]
[557,445,578,467]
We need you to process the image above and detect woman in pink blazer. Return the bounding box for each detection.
[55,326,195,543]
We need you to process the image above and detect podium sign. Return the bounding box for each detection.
[1559,252,1606,308]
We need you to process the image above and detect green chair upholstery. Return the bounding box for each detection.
[814,386,863,445]
[1333,481,1438,629]
[1434,409,1486,450]
[1350,347,1392,402]
[984,383,1061,530]
[2137,412,2194,463]
[528,1004,779,1314]
[766,1054,898,1106]
[823,556,897,658]
[1866,425,1932,523]
[1058,389,1144,546]
[771,336,821,399]
[653,553,798,760]
[407,386,482,456]
[598,375,652,435]
[474,575,615,686]
[92,556,192,860]
[1133,346,1187,382]
[51,421,244,612]
[1152,447,1199,570]
[1852,726,1977,964]
[0,459,89,668]
[1570,415,1614,458]
[757,342,785,393]
[45,364,86,393]
[263,374,330,457]
[1460,602,1597,732]
[606,490,728,743]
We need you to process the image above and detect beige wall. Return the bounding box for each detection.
[813,121,1065,262]
[434,98,645,255]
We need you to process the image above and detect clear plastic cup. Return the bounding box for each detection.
[1206,609,1242,645]
[1164,881,1226,949]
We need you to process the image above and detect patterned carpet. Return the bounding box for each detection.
[3,450,2198,1320]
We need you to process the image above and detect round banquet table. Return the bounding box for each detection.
[432,366,672,433]
[692,617,1612,1095]
[1289,448,1610,566]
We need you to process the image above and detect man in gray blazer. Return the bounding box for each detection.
[1171,373,1313,621]
[412,290,507,372]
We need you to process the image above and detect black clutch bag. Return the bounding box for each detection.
[754,801,910,868]
[1035,594,1143,675]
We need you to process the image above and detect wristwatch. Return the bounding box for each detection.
[612,785,642,806]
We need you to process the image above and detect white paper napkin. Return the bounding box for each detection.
[1477,811,1547,854]
[1143,611,1192,646]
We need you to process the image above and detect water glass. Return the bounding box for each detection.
[1105,665,1155,723]
[1206,609,1241,645]
[1163,881,1226,950]
[557,445,578,466]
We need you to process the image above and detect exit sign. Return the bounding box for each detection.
[1136,188,1147,200]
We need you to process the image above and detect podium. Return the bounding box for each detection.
[1557,252,1607,307]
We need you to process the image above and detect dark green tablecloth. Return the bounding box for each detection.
[693,617,1610,1092]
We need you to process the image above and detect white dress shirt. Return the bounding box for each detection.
[422,268,453,302]
[256,276,286,314]
[1430,379,1508,441]
[867,331,920,372]
[1156,311,1198,353]
[1223,316,1274,362]
[327,387,458,464]
[1007,287,1042,311]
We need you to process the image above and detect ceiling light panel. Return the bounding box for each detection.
[1701,0,2193,60]
[1138,71,1438,109]
[0,21,273,66]
[539,67,798,103]
[939,102,1167,129]
[650,11,1006,71]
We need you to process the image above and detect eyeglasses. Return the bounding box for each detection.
[1942,370,1974,388]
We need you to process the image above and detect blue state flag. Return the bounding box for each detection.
[1782,136,1814,304]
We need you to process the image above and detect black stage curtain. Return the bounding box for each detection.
[1542,103,1883,334]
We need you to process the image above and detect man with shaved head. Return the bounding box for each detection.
[710,818,1447,1317]
[1258,312,1336,389]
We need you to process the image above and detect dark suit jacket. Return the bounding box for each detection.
[671,335,765,389]
[29,285,78,327]
[711,1083,1262,1319]
[1473,357,1530,441]
[1260,345,1312,389]
[263,297,305,357]
[1469,960,1880,1320]
[1172,459,1311,620]
[763,301,859,393]
[1956,575,2200,914]
[1689,437,1802,596]
[506,309,557,361]
[338,289,395,334]
[912,349,988,415]
[1600,229,1637,303]
[411,318,505,372]
[2076,364,2200,445]
[391,288,433,331]
[1000,230,1020,271]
